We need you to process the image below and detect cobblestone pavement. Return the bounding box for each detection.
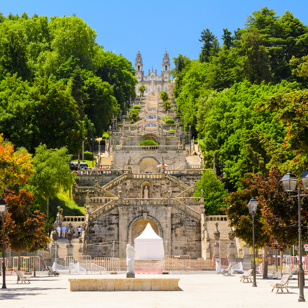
[0,272,307,308]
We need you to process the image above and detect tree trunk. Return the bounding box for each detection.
[280,250,283,278]
[47,197,50,234]
[17,250,21,270]
[262,246,268,279]
[33,251,36,277]
[17,250,21,281]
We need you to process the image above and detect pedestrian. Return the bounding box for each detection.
[77,226,82,236]
[56,225,61,238]
[62,225,67,238]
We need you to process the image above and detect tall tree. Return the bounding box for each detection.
[4,189,49,270]
[199,29,217,63]
[222,28,233,49]
[241,28,272,84]
[25,144,76,226]
[194,171,229,214]
[0,134,34,192]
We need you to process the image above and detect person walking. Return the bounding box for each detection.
[62,225,67,238]
[56,225,61,238]
[77,226,82,237]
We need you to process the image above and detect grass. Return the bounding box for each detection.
[49,188,85,223]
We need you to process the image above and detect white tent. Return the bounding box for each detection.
[134,223,164,260]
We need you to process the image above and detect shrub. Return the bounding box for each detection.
[130,120,135,124]
[133,106,141,110]
[84,151,93,160]
[168,129,175,135]
[102,131,109,139]
[165,118,175,124]
[139,140,158,146]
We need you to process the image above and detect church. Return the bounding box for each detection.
[135,50,171,96]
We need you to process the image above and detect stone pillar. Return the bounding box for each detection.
[66,245,74,257]
[213,223,220,258]
[242,243,251,270]
[118,205,127,258]
[228,228,236,263]
[165,206,172,255]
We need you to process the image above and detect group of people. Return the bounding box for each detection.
[56,225,82,238]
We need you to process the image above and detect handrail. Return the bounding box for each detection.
[165,174,190,190]
[89,199,119,221]
[175,186,195,198]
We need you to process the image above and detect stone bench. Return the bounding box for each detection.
[68,278,180,291]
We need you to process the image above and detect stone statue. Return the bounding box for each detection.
[144,186,149,199]
[127,156,131,166]
[126,244,135,278]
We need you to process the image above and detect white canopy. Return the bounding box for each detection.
[134,223,164,260]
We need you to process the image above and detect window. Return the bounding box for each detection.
[165,66,167,71]
[138,66,140,71]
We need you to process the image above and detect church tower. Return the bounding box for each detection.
[135,50,143,73]
[161,50,170,82]
[162,50,170,72]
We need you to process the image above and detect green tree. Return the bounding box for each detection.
[4,189,49,270]
[222,28,233,49]
[159,90,169,102]
[199,29,218,63]
[199,80,298,187]
[139,85,145,96]
[83,73,117,136]
[241,28,272,84]
[194,171,229,214]
[25,144,76,228]
[163,100,171,112]
[128,109,139,123]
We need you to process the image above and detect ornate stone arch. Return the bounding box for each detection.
[127,215,163,244]
[141,133,159,144]
[138,156,160,173]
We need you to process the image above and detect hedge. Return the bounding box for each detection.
[139,140,158,146]
[165,119,175,124]
[133,106,141,110]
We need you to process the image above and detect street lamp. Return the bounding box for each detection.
[281,170,306,302]
[248,196,258,287]
[0,197,7,289]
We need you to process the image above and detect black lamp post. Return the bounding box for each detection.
[281,170,306,302]
[248,196,258,287]
[0,197,7,289]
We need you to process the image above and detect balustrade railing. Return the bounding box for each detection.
[115,145,181,151]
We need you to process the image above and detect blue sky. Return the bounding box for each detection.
[2,0,308,74]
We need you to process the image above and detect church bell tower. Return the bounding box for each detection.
[135,50,143,73]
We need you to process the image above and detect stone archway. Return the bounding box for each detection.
[128,215,163,244]
[139,157,159,173]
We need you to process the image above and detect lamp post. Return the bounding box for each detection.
[281,170,306,302]
[248,196,258,287]
[0,197,7,289]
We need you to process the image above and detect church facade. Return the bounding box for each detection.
[135,50,171,96]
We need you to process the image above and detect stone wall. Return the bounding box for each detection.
[113,150,186,169]
[86,204,202,259]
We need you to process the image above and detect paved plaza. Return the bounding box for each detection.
[0,272,307,308]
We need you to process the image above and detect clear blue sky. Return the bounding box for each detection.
[2,0,308,74]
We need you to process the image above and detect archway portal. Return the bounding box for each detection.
[131,219,159,243]
[139,157,158,173]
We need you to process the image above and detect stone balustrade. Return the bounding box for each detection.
[115,145,181,151]
[90,199,118,220]
[206,215,228,221]
[88,197,118,205]
[63,216,85,223]
[131,173,163,179]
